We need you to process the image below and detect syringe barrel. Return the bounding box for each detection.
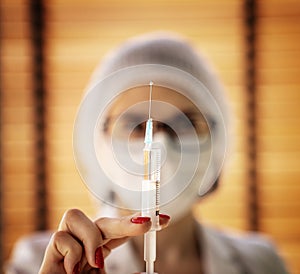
[142,147,161,229]
[141,179,156,220]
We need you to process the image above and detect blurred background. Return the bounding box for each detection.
[1,0,299,273]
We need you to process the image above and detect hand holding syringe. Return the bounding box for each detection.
[141,81,161,274]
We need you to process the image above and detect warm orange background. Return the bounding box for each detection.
[1,0,300,273]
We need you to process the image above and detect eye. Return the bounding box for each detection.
[130,122,146,138]
[191,118,209,136]
[155,122,177,138]
[169,114,195,135]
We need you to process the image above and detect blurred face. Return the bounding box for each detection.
[95,85,215,215]
[73,61,228,221]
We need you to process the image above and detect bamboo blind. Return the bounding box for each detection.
[1,0,37,264]
[255,1,300,272]
[0,0,299,273]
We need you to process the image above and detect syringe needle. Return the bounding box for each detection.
[144,82,153,146]
[148,81,153,120]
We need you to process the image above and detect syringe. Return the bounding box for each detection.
[142,81,161,274]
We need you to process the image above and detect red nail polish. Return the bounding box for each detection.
[131,216,151,224]
[72,262,81,274]
[159,213,171,220]
[95,246,104,269]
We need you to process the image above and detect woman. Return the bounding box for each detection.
[8,33,289,274]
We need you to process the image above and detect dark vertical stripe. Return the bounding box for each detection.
[244,0,259,231]
[29,0,48,231]
[0,1,4,270]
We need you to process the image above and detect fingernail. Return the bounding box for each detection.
[131,216,151,224]
[72,262,81,274]
[95,246,104,269]
[159,213,171,220]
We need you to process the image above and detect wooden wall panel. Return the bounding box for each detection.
[256,0,300,272]
[1,0,37,261]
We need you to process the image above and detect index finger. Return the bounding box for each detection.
[95,213,152,240]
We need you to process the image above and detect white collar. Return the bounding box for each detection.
[105,222,244,274]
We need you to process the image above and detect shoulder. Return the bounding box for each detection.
[5,231,52,274]
[202,224,289,274]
